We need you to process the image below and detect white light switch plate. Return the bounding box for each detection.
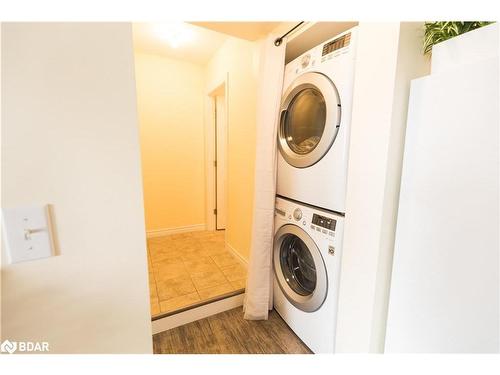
[2,205,56,264]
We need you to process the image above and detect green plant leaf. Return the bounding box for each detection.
[423,21,494,55]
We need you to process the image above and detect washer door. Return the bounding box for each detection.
[273,224,328,312]
[278,72,341,168]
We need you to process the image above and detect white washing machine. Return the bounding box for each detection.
[277,27,358,213]
[273,196,344,353]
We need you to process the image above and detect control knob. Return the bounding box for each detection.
[293,208,302,221]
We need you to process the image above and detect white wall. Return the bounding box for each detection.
[335,22,430,352]
[385,24,499,353]
[1,23,153,353]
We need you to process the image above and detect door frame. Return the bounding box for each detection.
[205,74,229,231]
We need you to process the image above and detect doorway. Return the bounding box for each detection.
[208,80,228,231]
[133,25,247,319]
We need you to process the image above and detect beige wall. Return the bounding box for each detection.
[0,22,3,341]
[134,52,206,233]
[205,37,260,261]
[1,23,152,353]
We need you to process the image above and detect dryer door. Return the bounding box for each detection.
[273,224,328,312]
[278,72,341,168]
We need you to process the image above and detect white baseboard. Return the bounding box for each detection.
[225,242,248,268]
[151,293,245,334]
[146,224,206,238]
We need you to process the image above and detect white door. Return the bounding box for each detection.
[273,224,328,312]
[215,94,227,230]
[278,72,341,168]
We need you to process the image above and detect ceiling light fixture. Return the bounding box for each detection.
[151,22,195,49]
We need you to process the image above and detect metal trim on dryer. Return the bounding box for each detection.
[278,72,341,168]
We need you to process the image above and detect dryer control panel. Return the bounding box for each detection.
[322,32,352,56]
[284,26,358,84]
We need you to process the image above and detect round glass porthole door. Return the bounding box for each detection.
[278,72,341,168]
[284,88,326,155]
[280,233,317,295]
[273,224,328,312]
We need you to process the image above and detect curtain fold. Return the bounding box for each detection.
[243,35,286,320]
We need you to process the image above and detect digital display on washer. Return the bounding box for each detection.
[312,214,336,230]
[322,32,351,56]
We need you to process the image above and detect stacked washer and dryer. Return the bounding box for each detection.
[273,27,358,353]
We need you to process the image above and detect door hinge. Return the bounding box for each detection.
[213,208,217,215]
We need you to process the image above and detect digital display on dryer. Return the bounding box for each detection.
[312,214,336,230]
[322,33,351,56]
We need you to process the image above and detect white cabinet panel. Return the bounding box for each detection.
[385,55,499,352]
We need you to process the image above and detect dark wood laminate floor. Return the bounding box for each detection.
[153,307,312,354]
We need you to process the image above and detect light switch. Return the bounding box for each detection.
[2,205,56,264]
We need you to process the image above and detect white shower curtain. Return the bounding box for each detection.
[243,35,286,320]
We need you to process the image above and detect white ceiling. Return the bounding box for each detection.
[132,22,227,65]
[190,22,281,41]
[133,22,359,66]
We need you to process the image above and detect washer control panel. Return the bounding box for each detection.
[312,213,336,230]
[275,198,338,239]
[310,213,337,238]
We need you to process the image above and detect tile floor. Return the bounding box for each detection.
[147,230,247,317]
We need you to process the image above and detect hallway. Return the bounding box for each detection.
[147,230,247,316]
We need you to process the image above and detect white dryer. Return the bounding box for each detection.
[277,27,358,213]
[273,196,344,353]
